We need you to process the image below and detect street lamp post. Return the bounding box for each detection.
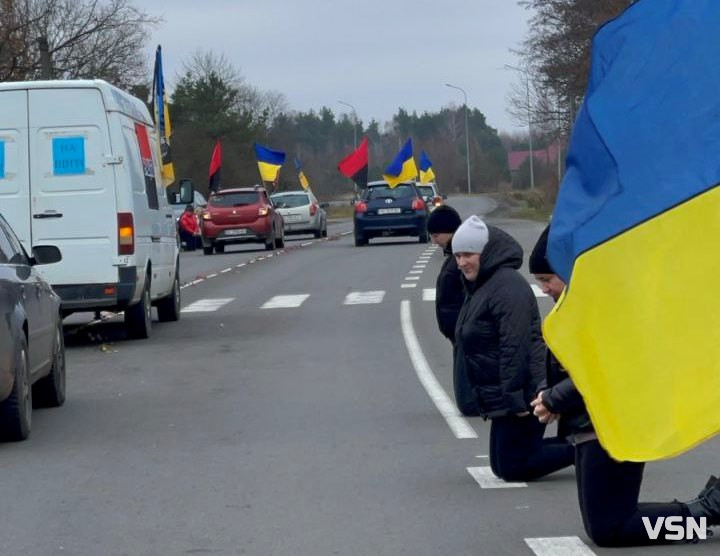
[338,100,358,148]
[504,64,535,190]
[445,83,471,194]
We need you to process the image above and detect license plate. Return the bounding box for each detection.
[225,228,247,236]
[377,208,401,215]
[285,214,303,222]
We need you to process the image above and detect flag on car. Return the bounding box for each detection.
[419,150,436,184]
[338,137,369,188]
[544,0,720,462]
[383,138,418,188]
[253,142,285,183]
[295,157,310,190]
[151,45,175,187]
[208,139,222,192]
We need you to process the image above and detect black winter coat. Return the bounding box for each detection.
[435,245,465,342]
[454,226,545,418]
[541,351,594,438]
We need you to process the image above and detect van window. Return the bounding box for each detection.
[209,192,259,207]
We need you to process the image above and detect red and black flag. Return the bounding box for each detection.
[208,139,222,192]
[338,137,368,188]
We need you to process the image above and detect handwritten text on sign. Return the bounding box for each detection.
[53,137,86,176]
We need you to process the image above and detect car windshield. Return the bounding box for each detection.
[364,184,415,200]
[272,194,309,208]
[209,192,259,207]
[417,186,435,198]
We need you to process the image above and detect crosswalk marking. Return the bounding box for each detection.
[525,537,596,556]
[182,298,235,313]
[467,467,527,488]
[413,264,427,269]
[409,270,423,274]
[401,283,417,288]
[261,294,310,309]
[532,284,549,298]
[344,291,386,305]
[405,276,420,281]
[423,288,436,301]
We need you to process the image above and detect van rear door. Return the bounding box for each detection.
[28,87,117,285]
[0,90,31,250]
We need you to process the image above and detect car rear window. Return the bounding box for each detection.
[364,184,416,200]
[210,192,259,207]
[417,186,435,198]
[272,194,309,208]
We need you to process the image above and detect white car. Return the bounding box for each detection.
[415,183,444,211]
[271,191,328,238]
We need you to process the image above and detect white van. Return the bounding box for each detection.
[0,80,189,339]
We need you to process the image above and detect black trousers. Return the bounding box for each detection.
[576,439,688,547]
[489,415,574,482]
[179,229,199,251]
[453,345,479,416]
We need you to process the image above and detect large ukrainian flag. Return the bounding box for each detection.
[383,139,417,188]
[253,142,285,183]
[545,0,720,462]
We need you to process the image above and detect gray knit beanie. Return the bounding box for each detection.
[452,215,489,254]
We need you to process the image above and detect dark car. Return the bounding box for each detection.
[353,181,429,246]
[0,214,66,441]
[200,187,285,254]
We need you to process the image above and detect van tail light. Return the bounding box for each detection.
[354,201,368,214]
[117,213,135,255]
[258,206,270,217]
[433,196,443,206]
[310,203,318,216]
[412,198,426,211]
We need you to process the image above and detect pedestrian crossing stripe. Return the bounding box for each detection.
[261,294,310,309]
[344,291,385,305]
[467,466,527,488]
[524,537,596,556]
[423,288,436,301]
[181,298,235,313]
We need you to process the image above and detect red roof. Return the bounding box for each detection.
[508,143,562,172]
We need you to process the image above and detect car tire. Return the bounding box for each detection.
[265,231,275,251]
[157,269,181,322]
[203,244,214,255]
[0,337,32,441]
[275,231,285,249]
[322,223,328,238]
[313,227,322,239]
[125,277,152,339]
[214,243,225,254]
[419,230,429,244]
[33,317,66,408]
[354,233,367,247]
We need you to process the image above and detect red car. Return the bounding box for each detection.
[200,187,285,254]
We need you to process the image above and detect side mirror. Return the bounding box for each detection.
[32,245,62,265]
[319,202,330,209]
[441,193,448,200]
[179,179,194,205]
[350,199,356,206]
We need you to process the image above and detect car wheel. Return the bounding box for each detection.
[33,317,66,408]
[265,231,275,251]
[157,269,181,322]
[203,244,214,255]
[125,277,152,339]
[214,243,225,254]
[275,230,285,249]
[322,223,328,238]
[419,230,429,244]
[0,337,32,441]
[354,233,367,247]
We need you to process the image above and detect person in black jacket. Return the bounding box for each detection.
[529,225,720,547]
[453,216,574,481]
[427,205,477,415]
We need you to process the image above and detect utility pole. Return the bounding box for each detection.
[445,83,472,194]
[338,100,357,148]
[504,65,535,190]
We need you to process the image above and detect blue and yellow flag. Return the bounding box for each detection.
[383,139,417,188]
[545,0,720,462]
[295,157,310,190]
[419,150,435,184]
[253,142,285,183]
[151,45,175,186]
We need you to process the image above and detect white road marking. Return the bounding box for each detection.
[467,467,527,488]
[405,276,420,281]
[475,455,489,459]
[418,256,431,260]
[267,254,273,258]
[207,273,218,279]
[400,300,477,439]
[413,265,427,269]
[221,268,232,274]
[341,231,352,236]
[532,284,548,298]
[344,291,386,305]
[423,288,436,301]
[237,263,246,268]
[409,270,423,274]
[401,283,417,289]
[261,294,311,309]
[525,537,596,556]
[189,279,204,286]
[301,241,313,247]
[181,298,235,313]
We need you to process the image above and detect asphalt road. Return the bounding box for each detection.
[2,195,718,555]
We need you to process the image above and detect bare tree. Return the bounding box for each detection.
[0,0,160,88]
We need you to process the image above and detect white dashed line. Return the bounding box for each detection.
[409,270,423,274]
[221,268,232,274]
[237,263,246,268]
[401,283,417,289]
[182,298,235,313]
[525,537,596,556]
[400,300,477,439]
[344,291,386,305]
[206,273,218,279]
[532,285,548,298]
[423,288,436,301]
[261,294,311,309]
[467,467,527,489]
[301,241,313,247]
[405,276,420,281]
[413,265,427,269]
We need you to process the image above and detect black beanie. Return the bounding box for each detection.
[529,225,554,274]
[427,205,462,234]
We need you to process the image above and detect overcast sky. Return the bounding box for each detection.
[137,0,532,134]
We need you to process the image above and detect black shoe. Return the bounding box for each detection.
[687,476,720,526]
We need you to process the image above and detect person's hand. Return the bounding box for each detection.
[516,411,530,417]
[530,391,558,424]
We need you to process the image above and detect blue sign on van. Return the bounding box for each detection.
[53,137,85,175]
[0,141,5,179]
